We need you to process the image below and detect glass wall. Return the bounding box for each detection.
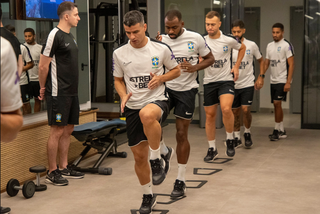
[302,0,320,128]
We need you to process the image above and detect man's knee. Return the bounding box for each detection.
[176,129,188,143]
[139,109,157,125]
[242,106,250,115]
[273,101,282,108]
[133,150,148,165]
[221,105,232,115]
[63,125,74,136]
[50,126,65,137]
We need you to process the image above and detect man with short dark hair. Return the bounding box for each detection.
[113,10,180,214]
[38,1,84,186]
[256,23,294,141]
[231,19,264,148]
[203,11,246,160]
[156,9,214,198]
[24,27,43,113]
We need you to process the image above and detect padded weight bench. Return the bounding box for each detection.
[71,119,127,175]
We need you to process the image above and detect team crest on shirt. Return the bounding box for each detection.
[188,42,195,52]
[246,50,251,55]
[56,113,62,122]
[152,56,159,68]
[223,46,228,52]
[277,46,281,52]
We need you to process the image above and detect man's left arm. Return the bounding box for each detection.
[231,43,246,81]
[284,56,294,92]
[181,52,215,73]
[148,65,180,90]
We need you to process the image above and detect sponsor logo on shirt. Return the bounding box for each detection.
[211,58,227,68]
[56,113,62,122]
[270,59,281,67]
[188,42,195,52]
[130,76,151,89]
[233,61,249,70]
[65,43,70,47]
[248,101,253,103]
[175,56,196,64]
[246,50,251,55]
[223,46,228,52]
[185,112,192,115]
[277,46,281,53]
[152,56,159,68]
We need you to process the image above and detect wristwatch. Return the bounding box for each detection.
[259,74,265,78]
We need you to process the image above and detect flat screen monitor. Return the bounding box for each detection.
[25,0,75,21]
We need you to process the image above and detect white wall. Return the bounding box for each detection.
[245,0,303,109]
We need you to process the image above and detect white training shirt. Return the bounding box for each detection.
[232,38,262,89]
[1,37,23,112]
[203,31,241,84]
[113,37,178,110]
[24,43,42,82]
[19,44,32,85]
[266,38,294,84]
[162,28,211,91]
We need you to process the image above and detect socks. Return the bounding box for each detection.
[226,132,234,140]
[177,164,187,182]
[279,122,284,132]
[244,127,251,133]
[234,131,241,139]
[141,181,153,195]
[208,140,216,150]
[275,123,280,131]
[150,146,161,160]
[160,138,168,155]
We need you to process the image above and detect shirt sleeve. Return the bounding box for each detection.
[197,34,211,57]
[229,37,242,50]
[286,43,294,58]
[162,45,179,70]
[112,52,124,78]
[266,45,270,60]
[42,30,59,58]
[253,43,262,60]
[21,45,32,63]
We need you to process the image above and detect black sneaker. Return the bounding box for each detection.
[203,147,218,162]
[161,147,174,174]
[269,129,279,141]
[171,179,186,198]
[60,165,85,179]
[225,139,235,157]
[45,169,68,186]
[234,137,242,148]
[279,130,287,139]
[139,194,156,214]
[1,206,11,214]
[150,158,166,185]
[244,133,253,148]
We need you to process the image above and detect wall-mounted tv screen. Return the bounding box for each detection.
[25,0,75,21]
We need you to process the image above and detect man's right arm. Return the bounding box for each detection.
[1,110,23,143]
[114,77,131,113]
[38,54,52,99]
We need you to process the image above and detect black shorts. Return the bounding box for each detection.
[20,84,30,103]
[271,83,287,103]
[167,87,198,120]
[203,81,235,106]
[124,100,169,147]
[232,86,254,109]
[46,96,79,126]
[29,81,40,99]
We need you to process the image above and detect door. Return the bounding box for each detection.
[244,7,261,112]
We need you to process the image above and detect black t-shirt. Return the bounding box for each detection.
[41,27,78,96]
[0,27,21,60]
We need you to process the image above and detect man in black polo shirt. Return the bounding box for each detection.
[38,1,84,186]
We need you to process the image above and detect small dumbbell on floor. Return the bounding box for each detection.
[6,179,35,199]
[29,165,47,191]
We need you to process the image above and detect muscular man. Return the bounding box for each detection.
[255,23,294,141]
[39,1,84,186]
[24,27,43,113]
[157,9,214,198]
[113,10,180,214]
[203,11,246,160]
[231,20,264,148]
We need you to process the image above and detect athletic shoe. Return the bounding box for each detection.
[171,179,186,198]
[45,169,68,186]
[225,139,235,157]
[279,130,287,139]
[150,158,166,185]
[60,165,85,179]
[203,147,218,162]
[161,147,174,174]
[244,133,253,148]
[234,137,242,148]
[139,194,157,214]
[1,206,11,214]
[269,129,280,141]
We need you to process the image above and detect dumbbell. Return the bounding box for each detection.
[6,179,35,199]
[29,165,47,191]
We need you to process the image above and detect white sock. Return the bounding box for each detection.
[177,164,186,182]
[208,140,216,150]
[275,123,280,131]
[234,131,241,139]
[244,127,251,133]
[226,132,234,140]
[279,122,284,132]
[149,146,161,160]
[141,181,153,195]
[160,138,168,155]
